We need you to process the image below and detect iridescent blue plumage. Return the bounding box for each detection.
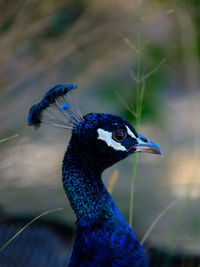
[63,113,147,266]
[60,104,70,111]
[27,84,162,266]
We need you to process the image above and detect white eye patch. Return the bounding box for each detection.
[97,128,126,151]
[125,126,137,139]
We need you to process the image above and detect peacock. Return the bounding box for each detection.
[27,84,162,267]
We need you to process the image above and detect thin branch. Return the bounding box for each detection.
[141,200,179,245]
[150,9,175,23]
[139,58,166,82]
[0,134,18,144]
[130,69,138,83]
[166,9,175,15]
[0,208,63,252]
[107,170,119,194]
[116,92,137,118]
[140,81,146,102]
[119,32,139,53]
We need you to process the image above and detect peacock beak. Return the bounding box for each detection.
[135,134,162,155]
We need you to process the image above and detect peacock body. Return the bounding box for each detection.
[27,84,161,266]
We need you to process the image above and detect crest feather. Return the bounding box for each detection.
[28,84,83,129]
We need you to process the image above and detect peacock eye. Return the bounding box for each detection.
[112,129,127,142]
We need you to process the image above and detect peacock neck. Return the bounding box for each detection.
[62,135,117,222]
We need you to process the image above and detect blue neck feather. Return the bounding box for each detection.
[62,134,122,223]
[62,137,147,266]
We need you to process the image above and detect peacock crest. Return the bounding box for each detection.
[28,84,83,129]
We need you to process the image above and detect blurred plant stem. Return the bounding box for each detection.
[141,199,178,245]
[128,1,165,228]
[0,208,63,253]
[129,0,143,228]
[107,170,119,194]
[0,134,18,144]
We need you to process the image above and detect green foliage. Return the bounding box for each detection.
[0,16,15,33]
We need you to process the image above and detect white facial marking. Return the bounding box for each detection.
[125,126,137,139]
[97,128,126,151]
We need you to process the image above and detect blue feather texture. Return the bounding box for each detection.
[63,113,147,266]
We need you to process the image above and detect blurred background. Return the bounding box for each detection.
[0,0,200,266]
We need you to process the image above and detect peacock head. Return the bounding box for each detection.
[28,84,162,169]
[71,112,161,168]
